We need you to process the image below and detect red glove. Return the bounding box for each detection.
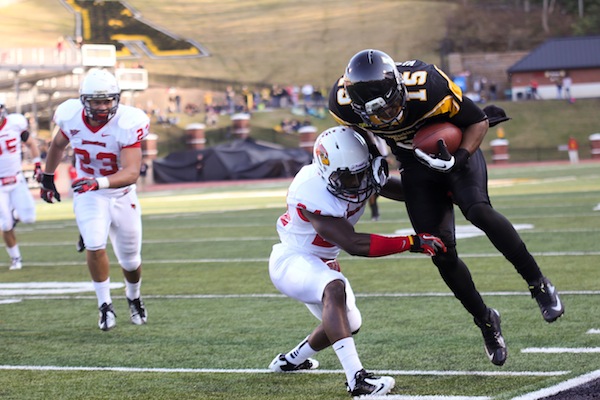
[409,233,447,256]
[72,177,99,193]
[33,162,42,182]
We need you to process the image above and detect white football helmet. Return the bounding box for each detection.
[313,126,375,203]
[79,68,121,123]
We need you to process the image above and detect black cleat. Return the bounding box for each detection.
[474,308,507,366]
[76,235,85,252]
[529,277,564,323]
[268,353,319,372]
[346,369,395,397]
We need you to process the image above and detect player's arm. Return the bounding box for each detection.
[302,209,445,257]
[105,145,142,188]
[39,132,69,203]
[21,130,42,178]
[379,176,404,202]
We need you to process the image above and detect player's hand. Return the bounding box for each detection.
[72,177,100,193]
[414,139,455,172]
[409,233,446,256]
[39,173,61,203]
[33,162,42,182]
[371,156,389,192]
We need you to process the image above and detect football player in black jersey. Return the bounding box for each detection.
[328,49,565,367]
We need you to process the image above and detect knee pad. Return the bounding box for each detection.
[119,256,141,272]
[347,307,362,334]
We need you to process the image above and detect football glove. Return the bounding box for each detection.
[33,162,42,182]
[39,173,61,203]
[483,104,511,127]
[409,233,447,256]
[72,177,99,193]
[414,140,470,173]
[371,156,389,192]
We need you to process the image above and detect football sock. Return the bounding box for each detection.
[6,245,20,259]
[285,336,317,365]
[125,278,142,300]
[93,278,112,307]
[333,337,363,390]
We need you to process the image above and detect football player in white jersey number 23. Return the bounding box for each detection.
[39,68,149,331]
[268,126,446,397]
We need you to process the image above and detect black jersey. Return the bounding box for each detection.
[328,60,487,152]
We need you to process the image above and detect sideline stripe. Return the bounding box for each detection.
[510,369,600,400]
[3,290,600,300]
[0,365,569,377]
[522,347,600,354]
[587,329,600,334]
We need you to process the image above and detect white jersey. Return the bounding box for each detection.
[53,99,149,194]
[0,113,28,177]
[276,163,366,260]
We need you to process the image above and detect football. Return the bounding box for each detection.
[412,122,462,155]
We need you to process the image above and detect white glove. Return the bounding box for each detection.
[414,139,455,172]
[371,156,389,191]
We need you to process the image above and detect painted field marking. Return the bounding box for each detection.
[510,369,600,400]
[521,347,600,353]
[0,364,568,377]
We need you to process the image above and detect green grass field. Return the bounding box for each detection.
[1,161,600,399]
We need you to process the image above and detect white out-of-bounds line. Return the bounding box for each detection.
[0,365,568,378]
[522,347,600,353]
[510,369,600,400]
[382,396,490,400]
[587,328,600,334]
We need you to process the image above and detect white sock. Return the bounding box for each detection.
[93,278,112,307]
[285,335,317,365]
[333,337,363,390]
[7,245,20,259]
[125,278,142,300]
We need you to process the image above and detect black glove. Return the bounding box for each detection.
[39,173,61,203]
[483,105,511,127]
[72,177,99,193]
[409,233,447,256]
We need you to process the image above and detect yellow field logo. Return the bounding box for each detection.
[63,0,208,59]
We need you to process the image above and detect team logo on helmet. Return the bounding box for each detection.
[315,143,330,166]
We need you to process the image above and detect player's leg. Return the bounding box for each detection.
[74,192,114,330]
[109,190,146,325]
[403,163,506,365]
[453,150,563,323]
[0,189,21,269]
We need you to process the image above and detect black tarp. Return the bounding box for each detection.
[152,138,312,183]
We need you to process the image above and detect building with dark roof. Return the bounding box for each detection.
[507,36,600,101]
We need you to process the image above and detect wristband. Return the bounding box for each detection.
[96,177,110,189]
[368,234,412,257]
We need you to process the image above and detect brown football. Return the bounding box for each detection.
[412,122,462,155]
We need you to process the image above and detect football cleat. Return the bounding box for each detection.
[127,297,147,325]
[76,235,85,253]
[268,353,319,372]
[98,302,116,331]
[474,308,507,366]
[346,369,395,397]
[9,257,22,270]
[529,277,564,323]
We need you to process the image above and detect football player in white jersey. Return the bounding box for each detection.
[0,104,41,270]
[39,68,150,331]
[268,126,446,397]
